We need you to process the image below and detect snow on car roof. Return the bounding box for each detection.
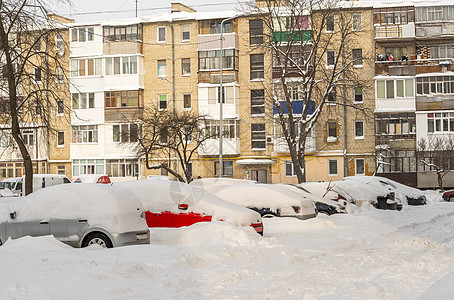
[275,184,342,208]
[331,180,387,203]
[299,181,339,200]
[214,184,305,211]
[190,178,256,194]
[73,174,108,183]
[115,180,261,226]
[8,184,147,233]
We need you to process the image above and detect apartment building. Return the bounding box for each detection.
[373,1,454,188]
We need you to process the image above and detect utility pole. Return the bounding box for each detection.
[135,0,138,17]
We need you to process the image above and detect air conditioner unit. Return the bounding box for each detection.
[266,136,273,144]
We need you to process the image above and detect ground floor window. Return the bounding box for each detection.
[214,161,233,177]
[355,158,365,175]
[106,159,139,177]
[329,159,338,176]
[57,165,66,175]
[285,161,296,177]
[72,159,105,177]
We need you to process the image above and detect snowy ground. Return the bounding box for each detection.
[1,191,454,299]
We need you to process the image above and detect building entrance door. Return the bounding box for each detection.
[251,170,267,183]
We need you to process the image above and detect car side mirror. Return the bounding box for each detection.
[10,211,16,219]
[178,203,188,211]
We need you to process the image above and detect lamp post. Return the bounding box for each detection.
[219,12,250,178]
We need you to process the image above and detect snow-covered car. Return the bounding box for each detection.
[277,184,346,215]
[0,177,21,190]
[189,178,256,194]
[442,190,454,202]
[115,180,264,235]
[343,176,426,206]
[299,181,344,204]
[213,184,317,220]
[332,178,403,210]
[73,174,111,184]
[0,184,150,248]
[147,175,172,181]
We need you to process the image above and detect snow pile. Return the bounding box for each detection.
[150,222,262,247]
[423,190,444,203]
[0,189,18,197]
[115,180,262,227]
[9,184,148,233]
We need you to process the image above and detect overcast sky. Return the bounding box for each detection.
[49,0,241,22]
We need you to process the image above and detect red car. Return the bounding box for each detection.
[115,180,263,235]
[73,174,112,184]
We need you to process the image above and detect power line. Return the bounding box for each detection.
[70,2,241,17]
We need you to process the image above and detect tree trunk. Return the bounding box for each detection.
[438,173,444,191]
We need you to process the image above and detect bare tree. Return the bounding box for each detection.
[418,136,454,190]
[137,106,217,183]
[0,0,71,194]
[247,0,371,183]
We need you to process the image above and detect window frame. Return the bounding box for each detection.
[328,159,338,176]
[285,161,297,177]
[355,158,365,175]
[251,123,266,150]
[251,89,265,116]
[326,15,335,32]
[182,24,190,41]
[159,94,167,110]
[214,161,234,177]
[57,131,65,147]
[354,120,364,139]
[181,58,191,75]
[352,14,362,31]
[157,26,166,43]
[157,59,167,77]
[249,19,264,45]
[327,50,335,68]
[250,54,264,80]
[352,49,363,67]
[183,94,191,110]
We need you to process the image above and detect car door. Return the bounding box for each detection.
[50,219,89,247]
[5,218,50,240]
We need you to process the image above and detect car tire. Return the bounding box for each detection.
[450,196,454,202]
[82,232,113,248]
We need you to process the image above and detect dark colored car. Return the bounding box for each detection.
[443,190,454,202]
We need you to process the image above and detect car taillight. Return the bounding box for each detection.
[250,223,263,236]
[292,206,301,213]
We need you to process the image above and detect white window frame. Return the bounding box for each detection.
[56,100,64,116]
[354,120,364,139]
[182,24,190,41]
[352,14,362,31]
[355,158,365,175]
[327,50,335,69]
[183,94,191,110]
[159,94,167,111]
[326,15,335,32]
[285,161,297,177]
[157,59,166,77]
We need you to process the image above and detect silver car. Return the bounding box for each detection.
[0,184,150,248]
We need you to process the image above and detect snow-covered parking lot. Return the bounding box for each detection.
[1,192,454,299]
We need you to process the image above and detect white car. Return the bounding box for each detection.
[115,180,264,235]
[0,184,150,247]
[189,178,256,194]
[213,184,317,220]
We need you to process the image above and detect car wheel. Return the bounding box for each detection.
[450,196,454,202]
[262,214,275,218]
[82,232,113,248]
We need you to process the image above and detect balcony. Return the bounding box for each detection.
[104,107,143,122]
[375,58,454,76]
[272,136,315,154]
[416,23,454,38]
[197,33,238,51]
[198,138,240,156]
[375,23,415,39]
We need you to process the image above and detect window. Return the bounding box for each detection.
[87,27,94,41]
[55,34,64,55]
[34,68,41,82]
[57,131,64,146]
[182,24,190,41]
[251,89,265,115]
[428,6,443,21]
[78,28,86,42]
[377,79,414,98]
[430,45,453,59]
[354,120,364,138]
[183,94,191,109]
[112,124,139,143]
[249,19,263,45]
[251,124,266,149]
[327,121,337,140]
[353,49,362,67]
[327,87,336,103]
[417,76,454,95]
[57,165,65,175]
[159,94,167,110]
[250,54,264,80]
[22,130,34,146]
[71,28,77,42]
[375,113,416,137]
[327,50,335,67]
[57,100,64,115]
[122,56,138,74]
[352,14,362,31]
[106,159,139,177]
[104,90,143,108]
[56,66,64,82]
[199,49,239,70]
[72,159,105,177]
[182,58,191,75]
[183,126,192,143]
[427,112,454,133]
[217,86,225,103]
[71,125,98,143]
[35,104,42,117]
[103,25,142,42]
[285,161,296,177]
[114,57,120,75]
[209,20,232,34]
[205,120,239,139]
[326,15,334,32]
[72,93,95,109]
[157,60,166,77]
[214,161,233,177]
[354,86,363,103]
[329,160,338,176]
[158,27,166,42]
[355,158,365,175]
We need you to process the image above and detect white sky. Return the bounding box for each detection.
[48,0,241,22]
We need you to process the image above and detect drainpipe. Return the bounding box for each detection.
[341,12,348,177]
[170,20,178,174]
